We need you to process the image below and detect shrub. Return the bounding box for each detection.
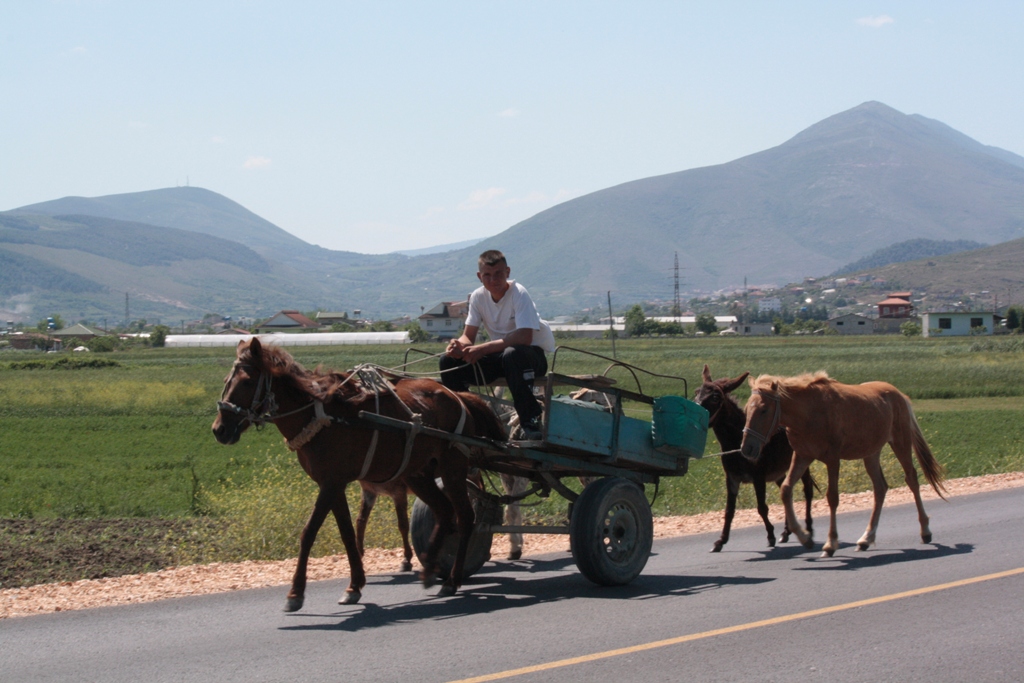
[191,450,404,563]
[900,321,922,337]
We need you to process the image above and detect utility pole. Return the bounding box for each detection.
[125,292,129,330]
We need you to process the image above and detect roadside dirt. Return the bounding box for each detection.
[4,472,1023,620]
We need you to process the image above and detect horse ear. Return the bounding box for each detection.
[702,364,712,382]
[248,336,263,364]
[770,380,778,392]
[722,372,750,394]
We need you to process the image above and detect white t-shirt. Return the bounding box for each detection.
[466,280,555,353]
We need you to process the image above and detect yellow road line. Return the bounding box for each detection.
[449,567,1024,683]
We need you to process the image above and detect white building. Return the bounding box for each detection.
[758,297,783,314]
[921,312,1000,338]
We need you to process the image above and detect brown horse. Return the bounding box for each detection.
[694,365,815,552]
[740,372,946,558]
[212,338,506,610]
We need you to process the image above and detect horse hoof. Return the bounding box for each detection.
[339,590,361,605]
[421,571,437,589]
[780,532,790,543]
[821,548,836,558]
[803,539,816,550]
[437,584,457,597]
[767,538,776,548]
[507,549,522,561]
[400,560,413,572]
[922,533,933,544]
[856,542,870,552]
[283,596,304,613]
[711,543,723,553]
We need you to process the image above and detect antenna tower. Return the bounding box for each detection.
[673,252,681,322]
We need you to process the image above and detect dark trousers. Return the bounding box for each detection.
[439,345,548,424]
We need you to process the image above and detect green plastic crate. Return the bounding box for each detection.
[651,395,709,459]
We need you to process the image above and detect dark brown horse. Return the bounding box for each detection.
[694,365,815,552]
[212,338,506,610]
[740,372,947,557]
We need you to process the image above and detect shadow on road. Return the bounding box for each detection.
[278,554,773,633]
[789,542,975,571]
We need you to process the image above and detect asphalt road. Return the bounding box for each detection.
[3,487,1024,683]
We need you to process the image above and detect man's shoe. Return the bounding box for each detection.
[520,417,543,441]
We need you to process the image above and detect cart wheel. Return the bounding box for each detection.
[569,477,653,586]
[410,494,498,579]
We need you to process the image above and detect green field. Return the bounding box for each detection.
[2,336,1023,586]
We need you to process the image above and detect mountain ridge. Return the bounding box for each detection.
[4,101,1024,323]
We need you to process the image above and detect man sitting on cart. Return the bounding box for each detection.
[440,249,555,441]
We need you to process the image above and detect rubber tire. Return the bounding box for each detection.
[410,495,497,579]
[569,477,653,586]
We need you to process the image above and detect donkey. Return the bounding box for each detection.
[694,365,815,552]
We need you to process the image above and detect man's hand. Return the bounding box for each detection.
[460,344,487,364]
[445,338,467,359]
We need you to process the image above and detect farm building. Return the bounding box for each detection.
[921,312,1000,338]
[827,314,873,335]
[255,310,321,333]
[50,323,101,341]
[165,332,411,348]
[418,301,468,340]
[724,321,775,336]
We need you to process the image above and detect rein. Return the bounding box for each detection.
[741,389,782,449]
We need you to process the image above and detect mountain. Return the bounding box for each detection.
[466,101,1024,310]
[844,236,1024,306]
[4,101,1024,323]
[832,238,987,276]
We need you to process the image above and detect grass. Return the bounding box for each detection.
[1,335,1023,586]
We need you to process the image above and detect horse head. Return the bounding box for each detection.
[693,364,749,426]
[739,378,781,462]
[212,337,274,445]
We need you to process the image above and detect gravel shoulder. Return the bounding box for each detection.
[4,472,1023,620]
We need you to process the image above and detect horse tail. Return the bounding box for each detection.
[458,392,508,442]
[903,395,948,500]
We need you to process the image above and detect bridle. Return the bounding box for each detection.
[741,388,782,450]
[217,361,279,427]
[696,385,727,428]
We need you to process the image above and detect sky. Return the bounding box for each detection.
[2,2,1023,255]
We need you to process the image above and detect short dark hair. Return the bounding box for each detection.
[478,249,507,269]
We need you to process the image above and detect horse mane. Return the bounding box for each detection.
[240,341,365,402]
[750,371,832,398]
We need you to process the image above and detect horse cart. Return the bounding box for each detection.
[364,347,711,587]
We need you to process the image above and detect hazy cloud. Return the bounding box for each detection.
[458,187,506,210]
[856,15,894,28]
[211,136,226,144]
[243,156,272,170]
[497,108,521,118]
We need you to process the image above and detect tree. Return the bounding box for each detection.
[404,322,429,343]
[624,304,648,337]
[1006,306,1024,332]
[694,313,718,335]
[37,314,65,331]
[150,324,171,347]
